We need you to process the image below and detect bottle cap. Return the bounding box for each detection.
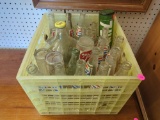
[55,21,66,28]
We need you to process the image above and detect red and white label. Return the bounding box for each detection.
[69,29,74,37]
[76,26,82,37]
[79,50,92,62]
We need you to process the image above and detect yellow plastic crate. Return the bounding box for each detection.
[16,13,142,115]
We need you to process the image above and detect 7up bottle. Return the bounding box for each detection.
[99,10,115,47]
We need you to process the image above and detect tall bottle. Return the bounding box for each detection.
[105,47,121,75]
[76,13,86,39]
[102,27,110,58]
[48,21,77,66]
[66,13,74,38]
[48,13,55,37]
[96,61,110,76]
[74,59,86,76]
[66,48,80,75]
[114,61,132,76]
[85,47,100,75]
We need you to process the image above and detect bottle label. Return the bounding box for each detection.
[98,56,103,65]
[69,29,74,37]
[85,62,93,76]
[103,46,110,59]
[76,26,82,37]
[79,50,92,62]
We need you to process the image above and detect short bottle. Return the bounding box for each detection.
[114,61,132,76]
[85,47,100,75]
[45,51,64,75]
[74,59,86,76]
[66,48,80,75]
[26,64,42,76]
[34,48,50,75]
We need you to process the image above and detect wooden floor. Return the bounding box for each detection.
[0,49,143,120]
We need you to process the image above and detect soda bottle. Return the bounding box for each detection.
[66,48,80,75]
[114,61,132,76]
[48,21,77,66]
[96,61,110,76]
[85,47,100,75]
[74,59,86,76]
[75,13,86,39]
[76,36,94,62]
[66,13,74,37]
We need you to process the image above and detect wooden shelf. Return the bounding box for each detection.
[32,0,152,12]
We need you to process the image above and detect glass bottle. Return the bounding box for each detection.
[114,61,132,76]
[97,36,106,64]
[66,48,80,75]
[48,21,77,66]
[102,27,110,59]
[74,59,86,76]
[26,64,42,76]
[105,55,116,75]
[55,63,66,75]
[48,13,56,38]
[96,61,110,76]
[34,48,49,75]
[76,36,94,62]
[45,51,64,75]
[85,47,100,75]
[112,36,124,49]
[106,47,121,75]
[75,13,86,39]
[66,13,74,37]
[85,22,97,45]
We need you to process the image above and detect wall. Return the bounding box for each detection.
[0,0,159,54]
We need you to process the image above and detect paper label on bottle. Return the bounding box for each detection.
[85,62,93,76]
[76,26,82,37]
[103,46,109,59]
[69,29,74,37]
[79,50,92,62]
[98,56,103,65]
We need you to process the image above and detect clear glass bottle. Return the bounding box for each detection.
[45,51,64,75]
[85,22,97,45]
[102,27,110,58]
[114,61,132,76]
[96,61,110,76]
[66,13,74,37]
[26,64,42,76]
[55,63,66,75]
[76,36,94,62]
[34,48,49,75]
[48,21,77,66]
[74,59,86,76]
[75,13,86,39]
[105,55,116,75]
[106,47,121,75]
[48,13,55,37]
[97,36,106,64]
[112,36,124,49]
[85,47,100,75]
[66,48,80,75]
